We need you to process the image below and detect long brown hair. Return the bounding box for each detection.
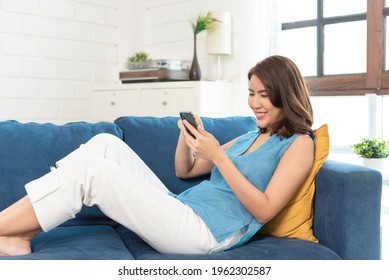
[248,55,314,138]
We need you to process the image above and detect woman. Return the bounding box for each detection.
[0,55,314,256]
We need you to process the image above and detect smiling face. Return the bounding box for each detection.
[248,75,284,133]
[247,55,314,138]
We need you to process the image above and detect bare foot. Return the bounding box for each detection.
[0,236,31,256]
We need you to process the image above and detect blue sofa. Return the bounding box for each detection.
[0,116,382,260]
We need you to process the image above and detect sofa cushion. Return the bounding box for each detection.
[114,116,258,194]
[259,124,329,242]
[0,225,134,260]
[115,225,341,260]
[0,120,123,226]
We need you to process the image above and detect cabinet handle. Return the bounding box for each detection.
[162,101,167,106]
[110,101,115,106]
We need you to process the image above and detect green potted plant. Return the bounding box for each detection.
[126,51,152,70]
[352,137,389,174]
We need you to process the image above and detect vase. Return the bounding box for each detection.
[189,34,201,81]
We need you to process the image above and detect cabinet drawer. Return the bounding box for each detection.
[92,91,140,121]
[139,88,196,117]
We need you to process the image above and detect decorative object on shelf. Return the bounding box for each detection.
[206,11,232,81]
[126,51,152,70]
[352,137,389,174]
[189,11,217,81]
[120,60,190,83]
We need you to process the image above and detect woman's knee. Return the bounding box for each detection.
[89,133,120,145]
[84,133,126,160]
[86,133,121,150]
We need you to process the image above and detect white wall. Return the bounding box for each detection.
[126,0,274,116]
[0,0,272,123]
[0,0,132,123]
[140,0,240,80]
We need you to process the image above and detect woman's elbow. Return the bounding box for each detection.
[256,217,270,225]
[175,169,189,179]
[255,211,274,225]
[175,170,183,178]
[175,168,183,178]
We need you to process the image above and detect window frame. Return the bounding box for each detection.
[281,0,387,96]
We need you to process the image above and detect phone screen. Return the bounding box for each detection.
[179,111,197,138]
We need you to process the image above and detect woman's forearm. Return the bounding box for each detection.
[174,132,195,178]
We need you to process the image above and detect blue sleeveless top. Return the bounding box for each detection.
[173,129,299,249]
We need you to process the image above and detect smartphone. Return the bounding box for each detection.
[179,111,198,138]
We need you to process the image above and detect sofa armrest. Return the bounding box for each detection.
[313,160,382,260]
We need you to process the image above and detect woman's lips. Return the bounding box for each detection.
[255,112,266,119]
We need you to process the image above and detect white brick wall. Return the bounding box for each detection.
[0,0,270,123]
[2,78,40,99]
[142,0,270,116]
[0,12,22,33]
[0,0,122,123]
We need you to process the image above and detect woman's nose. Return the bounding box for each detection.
[252,95,262,109]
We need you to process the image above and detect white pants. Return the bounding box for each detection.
[25,133,220,254]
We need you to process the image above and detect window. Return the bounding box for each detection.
[276,0,388,96]
[384,1,389,71]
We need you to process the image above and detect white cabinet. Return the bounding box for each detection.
[138,87,195,117]
[91,81,233,121]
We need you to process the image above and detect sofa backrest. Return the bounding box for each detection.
[0,116,257,227]
[114,116,258,194]
[0,120,123,226]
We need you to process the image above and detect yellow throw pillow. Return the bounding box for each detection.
[259,124,330,243]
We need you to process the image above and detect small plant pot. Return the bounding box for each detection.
[362,158,389,175]
[126,61,153,70]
